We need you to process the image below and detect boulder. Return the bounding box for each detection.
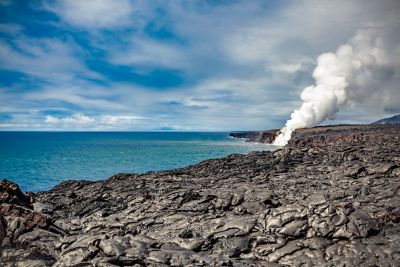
[0,179,32,207]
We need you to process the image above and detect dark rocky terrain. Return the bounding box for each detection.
[229,129,278,144]
[373,114,400,125]
[1,124,400,266]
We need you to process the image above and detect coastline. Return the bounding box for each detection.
[1,124,400,266]
[0,132,270,193]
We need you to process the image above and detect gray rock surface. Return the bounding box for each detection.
[372,114,400,125]
[229,129,279,143]
[1,124,400,266]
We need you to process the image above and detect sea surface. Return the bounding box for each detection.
[0,132,275,192]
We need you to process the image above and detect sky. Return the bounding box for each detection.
[0,0,399,131]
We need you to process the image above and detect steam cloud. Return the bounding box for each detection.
[273,27,400,146]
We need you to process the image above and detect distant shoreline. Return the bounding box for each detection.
[0,132,271,192]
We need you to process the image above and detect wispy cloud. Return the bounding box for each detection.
[45,114,94,125]
[0,36,99,82]
[44,0,135,29]
[43,114,145,130]
[110,37,187,69]
[0,0,399,131]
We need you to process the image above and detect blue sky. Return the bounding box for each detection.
[0,0,399,131]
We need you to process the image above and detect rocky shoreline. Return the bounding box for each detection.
[1,124,400,266]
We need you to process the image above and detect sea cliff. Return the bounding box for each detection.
[1,124,400,266]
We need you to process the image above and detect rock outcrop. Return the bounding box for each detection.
[0,179,32,208]
[372,114,400,125]
[229,129,279,144]
[1,124,400,266]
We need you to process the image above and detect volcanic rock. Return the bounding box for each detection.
[0,124,399,266]
[372,114,400,125]
[229,129,279,143]
[0,179,32,208]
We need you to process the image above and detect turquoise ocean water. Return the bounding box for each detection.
[0,132,274,192]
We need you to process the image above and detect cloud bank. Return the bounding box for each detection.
[0,0,399,131]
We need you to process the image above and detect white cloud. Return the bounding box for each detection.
[223,0,400,67]
[2,0,400,131]
[46,0,135,29]
[44,115,59,123]
[110,38,186,69]
[101,115,144,125]
[63,114,94,124]
[25,83,128,111]
[42,114,147,130]
[45,114,94,125]
[0,37,99,82]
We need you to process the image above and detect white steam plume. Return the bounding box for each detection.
[274,27,400,146]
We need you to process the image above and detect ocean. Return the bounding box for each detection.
[0,132,274,192]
